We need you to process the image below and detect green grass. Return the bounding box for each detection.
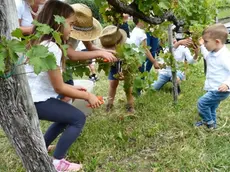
[1,50,230,171]
[218,8,230,19]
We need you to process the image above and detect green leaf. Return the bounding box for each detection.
[33,20,53,34]
[8,48,19,63]
[36,24,53,35]
[29,53,57,74]
[52,31,62,45]
[60,44,69,57]
[8,39,26,53]
[27,45,57,74]
[158,1,170,10]
[54,15,66,27]
[11,28,24,39]
[26,45,50,58]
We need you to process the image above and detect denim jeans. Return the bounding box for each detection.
[151,71,185,90]
[197,91,230,124]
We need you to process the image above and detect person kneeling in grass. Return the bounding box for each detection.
[151,38,199,94]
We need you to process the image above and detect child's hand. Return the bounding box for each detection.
[105,49,116,54]
[178,38,192,47]
[192,43,200,57]
[198,37,204,45]
[159,63,166,69]
[218,84,229,92]
[99,51,117,63]
[153,61,160,69]
[87,93,102,108]
[118,72,124,80]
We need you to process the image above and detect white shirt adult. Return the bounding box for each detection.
[201,45,230,91]
[26,41,62,102]
[15,0,44,35]
[129,26,147,46]
[174,45,196,64]
[15,0,34,27]
[158,45,196,77]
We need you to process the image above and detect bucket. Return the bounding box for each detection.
[72,80,95,116]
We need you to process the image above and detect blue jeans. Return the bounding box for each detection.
[151,71,185,90]
[197,91,230,124]
[35,98,86,159]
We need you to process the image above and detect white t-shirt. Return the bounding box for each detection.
[26,41,62,102]
[15,0,43,27]
[158,45,196,77]
[15,0,33,26]
[174,45,196,64]
[129,26,147,46]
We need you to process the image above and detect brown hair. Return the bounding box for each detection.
[202,23,228,43]
[31,0,74,70]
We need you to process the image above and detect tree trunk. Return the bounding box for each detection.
[168,24,178,104]
[0,1,56,171]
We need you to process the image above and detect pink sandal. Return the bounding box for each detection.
[53,159,82,172]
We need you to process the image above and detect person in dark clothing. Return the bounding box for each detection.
[119,14,130,38]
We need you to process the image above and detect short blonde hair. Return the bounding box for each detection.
[202,23,228,43]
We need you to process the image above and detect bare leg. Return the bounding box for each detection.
[108,80,119,105]
[125,87,134,113]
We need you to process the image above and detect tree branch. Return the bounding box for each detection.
[106,0,184,27]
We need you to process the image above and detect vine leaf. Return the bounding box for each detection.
[26,45,57,74]
[54,15,67,27]
[11,28,24,39]
[8,39,26,53]
[52,31,62,45]
[33,20,54,34]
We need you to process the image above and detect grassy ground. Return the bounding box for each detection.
[1,46,230,171]
[218,8,230,19]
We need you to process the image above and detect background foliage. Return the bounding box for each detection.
[67,0,102,21]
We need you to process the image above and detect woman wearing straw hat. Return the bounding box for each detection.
[99,25,135,113]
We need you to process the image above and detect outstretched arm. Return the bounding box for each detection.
[142,39,160,69]
[67,44,117,62]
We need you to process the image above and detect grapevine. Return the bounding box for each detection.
[0,15,68,77]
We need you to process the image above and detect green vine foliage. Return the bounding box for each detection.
[115,43,150,96]
[0,15,68,78]
[94,0,219,95]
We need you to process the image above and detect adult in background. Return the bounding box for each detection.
[15,0,46,35]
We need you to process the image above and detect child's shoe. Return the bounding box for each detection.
[53,159,82,172]
[126,104,135,113]
[89,74,99,82]
[195,121,205,127]
[195,121,217,129]
[105,104,113,112]
[207,123,217,129]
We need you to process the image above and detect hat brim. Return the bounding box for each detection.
[97,29,127,49]
[70,18,102,41]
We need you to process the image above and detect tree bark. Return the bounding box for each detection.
[106,0,184,27]
[0,0,56,171]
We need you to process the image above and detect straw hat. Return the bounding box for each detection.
[99,25,127,49]
[70,3,102,41]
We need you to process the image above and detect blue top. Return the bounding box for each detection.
[146,33,159,57]
[119,22,130,38]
